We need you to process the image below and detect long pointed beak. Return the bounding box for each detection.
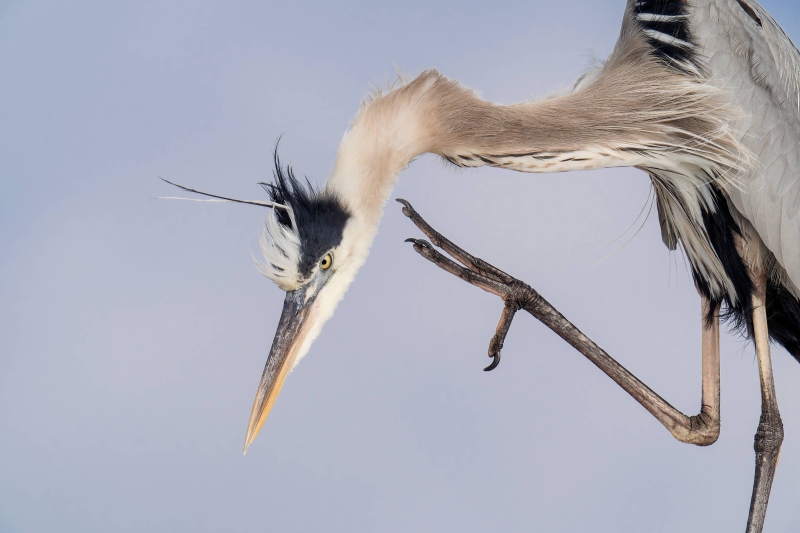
[243,287,318,453]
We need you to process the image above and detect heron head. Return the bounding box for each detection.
[244,155,373,452]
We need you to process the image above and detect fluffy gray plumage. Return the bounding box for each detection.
[694,0,800,296]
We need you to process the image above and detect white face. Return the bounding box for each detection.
[244,215,377,451]
[288,215,378,368]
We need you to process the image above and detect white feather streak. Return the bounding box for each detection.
[255,206,303,291]
[642,29,695,49]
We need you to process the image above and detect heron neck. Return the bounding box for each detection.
[326,70,622,226]
[326,67,741,225]
[326,78,438,227]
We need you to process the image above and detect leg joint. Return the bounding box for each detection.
[503,280,539,311]
[670,407,720,446]
[754,411,784,455]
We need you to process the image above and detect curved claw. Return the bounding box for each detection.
[396,198,415,218]
[484,352,501,372]
[405,238,433,250]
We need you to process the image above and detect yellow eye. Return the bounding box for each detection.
[320,253,333,270]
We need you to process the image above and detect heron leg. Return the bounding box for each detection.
[399,198,721,446]
[745,269,784,533]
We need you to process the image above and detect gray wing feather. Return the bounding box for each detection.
[698,0,800,288]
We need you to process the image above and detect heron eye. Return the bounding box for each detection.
[320,253,333,270]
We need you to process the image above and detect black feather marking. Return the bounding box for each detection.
[687,184,800,363]
[653,177,800,362]
[259,146,351,278]
[766,281,800,362]
[467,152,561,161]
[736,0,762,27]
[692,184,754,329]
[487,152,539,158]
[633,0,699,74]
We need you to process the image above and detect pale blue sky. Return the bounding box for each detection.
[2,1,800,531]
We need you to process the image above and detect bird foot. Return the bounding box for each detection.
[398,198,538,371]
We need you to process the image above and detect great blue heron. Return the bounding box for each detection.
[164,0,799,531]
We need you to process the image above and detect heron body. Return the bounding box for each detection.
[167,1,799,531]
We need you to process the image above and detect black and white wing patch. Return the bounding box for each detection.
[632,0,699,74]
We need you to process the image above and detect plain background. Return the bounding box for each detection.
[2,1,800,531]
